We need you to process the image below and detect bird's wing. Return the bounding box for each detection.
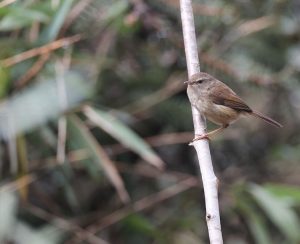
[210,85,252,112]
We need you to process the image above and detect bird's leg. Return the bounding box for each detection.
[191,124,228,143]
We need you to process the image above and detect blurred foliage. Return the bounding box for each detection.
[0,0,299,243]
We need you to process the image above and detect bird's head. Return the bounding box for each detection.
[184,72,212,86]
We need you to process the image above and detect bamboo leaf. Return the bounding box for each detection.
[16,134,29,200]
[13,222,63,244]
[264,184,300,206]
[0,70,91,140]
[0,7,49,31]
[235,187,271,244]
[40,0,74,43]
[67,115,130,204]
[249,184,300,243]
[83,105,165,170]
[0,192,18,241]
[0,65,9,98]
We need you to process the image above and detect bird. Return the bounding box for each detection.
[185,72,282,141]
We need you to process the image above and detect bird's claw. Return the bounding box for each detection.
[188,134,209,145]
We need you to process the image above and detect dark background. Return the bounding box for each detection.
[0,0,299,243]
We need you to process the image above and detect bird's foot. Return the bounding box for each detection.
[189,134,209,145]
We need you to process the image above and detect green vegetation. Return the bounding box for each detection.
[0,0,299,243]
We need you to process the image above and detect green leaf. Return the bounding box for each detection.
[0,8,49,31]
[249,184,300,243]
[264,184,300,206]
[122,214,157,237]
[105,0,129,23]
[67,116,102,180]
[40,0,74,43]
[83,106,165,170]
[13,222,63,244]
[67,115,130,203]
[0,192,18,241]
[235,187,271,244]
[0,65,9,98]
[0,70,91,138]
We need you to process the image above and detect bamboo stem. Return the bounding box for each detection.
[179,0,223,243]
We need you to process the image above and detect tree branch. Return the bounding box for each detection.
[180,0,223,243]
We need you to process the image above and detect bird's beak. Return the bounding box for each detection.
[184,80,196,85]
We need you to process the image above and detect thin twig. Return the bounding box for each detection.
[0,175,36,193]
[83,105,165,170]
[1,149,198,202]
[116,162,200,183]
[219,15,276,53]
[122,72,185,115]
[200,52,274,85]
[71,115,130,204]
[28,131,193,176]
[164,0,224,16]
[66,177,198,243]
[1,34,82,67]
[28,22,40,43]
[180,0,223,243]
[0,0,16,8]
[92,177,197,230]
[60,0,93,35]
[56,52,71,164]
[27,204,109,244]
[29,131,193,169]
[15,53,50,88]
[107,132,193,154]
[7,113,18,174]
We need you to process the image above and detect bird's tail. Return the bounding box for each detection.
[251,110,282,128]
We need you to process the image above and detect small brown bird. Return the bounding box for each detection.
[185,72,282,141]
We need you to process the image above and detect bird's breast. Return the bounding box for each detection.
[197,98,240,125]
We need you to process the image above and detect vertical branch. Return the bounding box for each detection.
[55,53,70,164]
[180,0,223,243]
[7,113,18,175]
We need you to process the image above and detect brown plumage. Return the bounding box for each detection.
[185,72,282,141]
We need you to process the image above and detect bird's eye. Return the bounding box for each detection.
[197,79,204,83]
